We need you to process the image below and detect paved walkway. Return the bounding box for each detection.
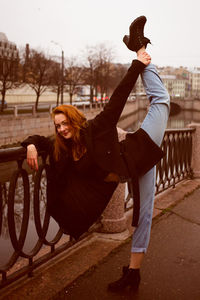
[54,187,200,300]
[1,179,200,300]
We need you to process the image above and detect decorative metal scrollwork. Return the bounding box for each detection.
[125,128,195,210]
[33,164,62,244]
[8,168,30,253]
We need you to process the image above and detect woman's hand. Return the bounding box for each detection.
[27,144,38,171]
[137,50,151,66]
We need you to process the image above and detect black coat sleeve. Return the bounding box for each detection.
[91,60,145,131]
[21,135,53,154]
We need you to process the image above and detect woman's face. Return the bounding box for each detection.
[54,113,73,139]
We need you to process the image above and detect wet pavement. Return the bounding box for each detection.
[54,188,200,300]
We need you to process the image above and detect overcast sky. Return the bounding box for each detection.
[1,0,200,68]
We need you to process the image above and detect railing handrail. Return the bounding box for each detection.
[165,128,195,133]
[0,127,195,162]
[0,147,47,163]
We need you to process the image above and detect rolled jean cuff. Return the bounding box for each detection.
[131,247,147,253]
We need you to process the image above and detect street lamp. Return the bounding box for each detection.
[51,41,64,104]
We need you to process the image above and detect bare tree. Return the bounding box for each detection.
[26,49,51,110]
[107,63,128,94]
[83,44,114,102]
[83,46,100,102]
[0,50,20,112]
[95,44,114,100]
[65,57,84,105]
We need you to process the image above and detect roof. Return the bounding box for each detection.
[0,32,8,42]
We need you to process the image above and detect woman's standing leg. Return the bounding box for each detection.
[108,15,169,292]
[108,57,170,292]
[130,62,170,269]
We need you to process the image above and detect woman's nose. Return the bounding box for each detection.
[60,125,66,131]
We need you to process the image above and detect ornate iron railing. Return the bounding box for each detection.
[0,147,89,289]
[0,127,195,289]
[156,128,194,192]
[125,128,195,210]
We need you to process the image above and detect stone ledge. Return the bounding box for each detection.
[0,234,122,300]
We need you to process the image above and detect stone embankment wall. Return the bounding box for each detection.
[0,109,99,146]
[0,101,146,147]
[0,114,55,146]
[1,98,199,147]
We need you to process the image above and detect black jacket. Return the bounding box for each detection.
[81,59,164,225]
[22,60,164,236]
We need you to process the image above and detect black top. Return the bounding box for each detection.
[48,150,117,239]
[73,151,108,179]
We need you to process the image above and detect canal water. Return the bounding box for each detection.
[1,108,200,268]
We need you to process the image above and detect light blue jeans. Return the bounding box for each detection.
[131,63,170,253]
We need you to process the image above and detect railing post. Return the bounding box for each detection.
[32,105,36,116]
[14,105,18,117]
[187,123,200,178]
[101,128,127,233]
[49,104,53,114]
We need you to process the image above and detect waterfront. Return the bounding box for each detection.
[126,107,200,132]
[0,107,199,268]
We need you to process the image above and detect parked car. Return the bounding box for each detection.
[0,100,8,109]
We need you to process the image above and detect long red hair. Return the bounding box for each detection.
[52,105,88,161]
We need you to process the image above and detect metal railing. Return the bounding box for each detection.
[0,148,86,289]
[125,128,195,210]
[0,127,195,289]
[156,128,194,192]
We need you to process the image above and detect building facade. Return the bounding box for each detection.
[189,69,200,98]
[133,66,198,99]
[0,32,18,81]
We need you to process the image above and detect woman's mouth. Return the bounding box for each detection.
[62,131,71,138]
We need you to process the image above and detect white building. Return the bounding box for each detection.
[0,32,18,60]
[160,75,189,98]
[189,69,200,98]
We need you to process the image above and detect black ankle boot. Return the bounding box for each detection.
[123,15,151,52]
[122,265,129,275]
[108,268,141,292]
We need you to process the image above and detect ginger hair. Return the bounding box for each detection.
[52,105,88,161]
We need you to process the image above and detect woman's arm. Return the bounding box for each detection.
[26,144,39,171]
[21,135,53,171]
[21,135,52,151]
[91,60,146,131]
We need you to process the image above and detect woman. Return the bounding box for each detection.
[22,16,169,292]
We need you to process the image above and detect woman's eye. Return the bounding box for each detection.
[55,121,69,129]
